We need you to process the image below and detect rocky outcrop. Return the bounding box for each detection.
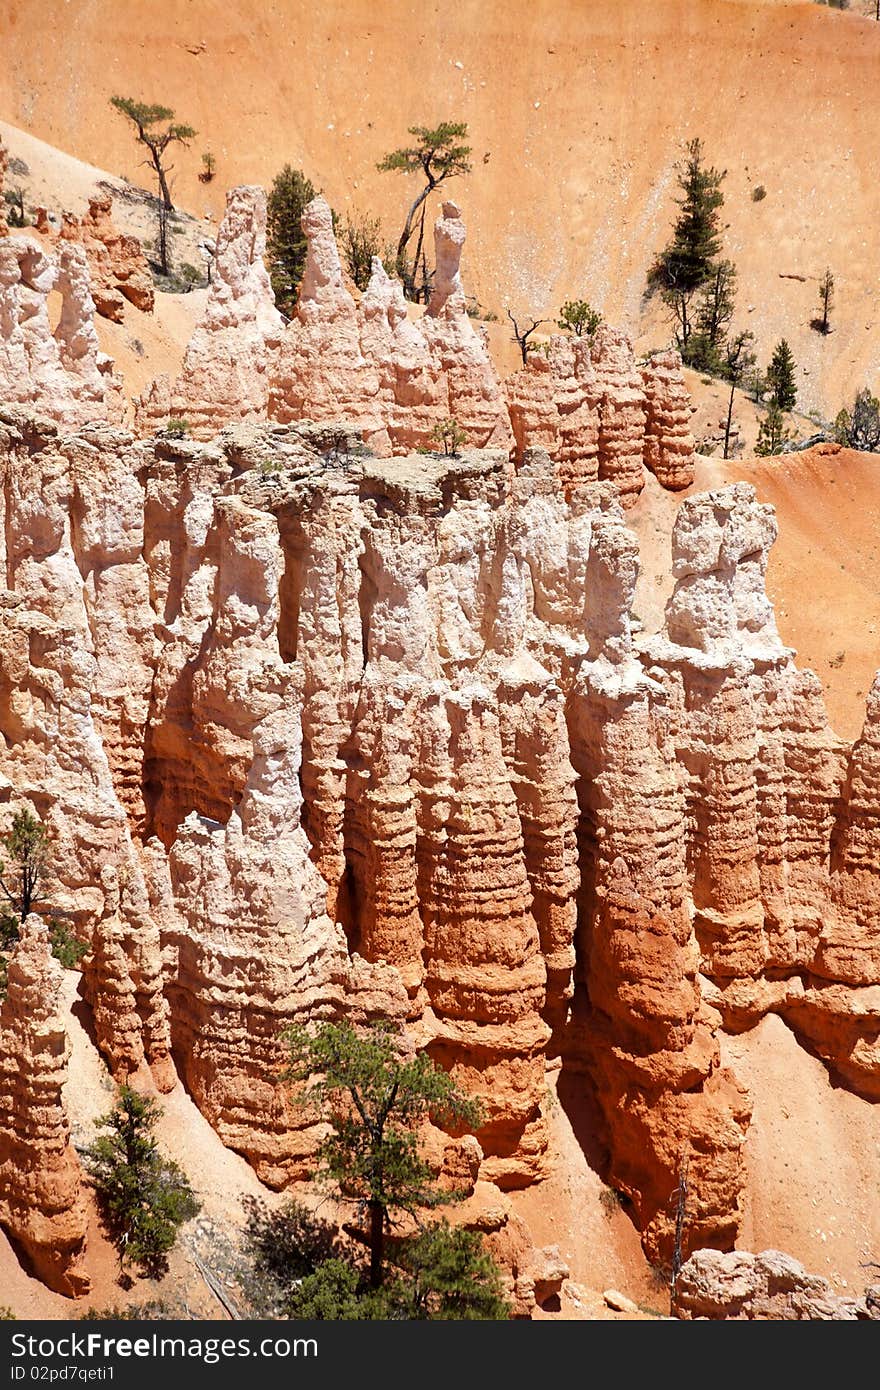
[590,326,649,506]
[0,919,89,1296]
[0,239,125,425]
[673,1248,880,1320]
[268,195,390,451]
[505,333,694,505]
[135,185,283,438]
[417,201,513,451]
[504,335,600,494]
[641,349,695,491]
[56,196,154,322]
[131,193,703,501]
[3,396,880,1276]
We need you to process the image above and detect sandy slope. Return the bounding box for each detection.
[2,0,879,414]
[723,1013,880,1295]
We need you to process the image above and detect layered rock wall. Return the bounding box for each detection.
[0,920,88,1296]
[2,406,879,1272]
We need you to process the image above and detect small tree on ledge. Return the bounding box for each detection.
[507,308,547,365]
[557,299,603,341]
[431,417,468,456]
[0,808,49,924]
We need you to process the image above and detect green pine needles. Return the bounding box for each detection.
[83,1087,200,1280]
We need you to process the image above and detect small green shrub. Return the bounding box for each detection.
[49,918,89,969]
[163,418,191,439]
[431,417,468,457]
[751,185,767,202]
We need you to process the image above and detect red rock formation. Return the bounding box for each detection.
[0,919,89,1296]
[641,348,695,490]
[4,383,880,1283]
[674,1248,880,1320]
[136,185,283,438]
[57,196,154,322]
[504,335,600,493]
[591,325,648,506]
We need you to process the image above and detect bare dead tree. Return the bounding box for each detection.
[507,308,547,365]
[670,1157,690,1302]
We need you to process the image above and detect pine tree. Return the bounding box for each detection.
[557,299,603,340]
[83,1087,200,1279]
[0,808,49,924]
[755,401,795,457]
[766,339,798,411]
[266,166,318,316]
[283,1020,482,1289]
[377,123,472,302]
[648,138,726,354]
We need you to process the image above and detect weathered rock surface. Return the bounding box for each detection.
[0,919,88,1296]
[641,348,695,491]
[0,239,125,425]
[135,185,283,438]
[55,195,154,322]
[673,1248,880,1320]
[2,401,880,1275]
[135,189,692,504]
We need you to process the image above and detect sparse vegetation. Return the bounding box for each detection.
[0,808,49,925]
[199,152,216,183]
[163,417,191,439]
[755,401,796,456]
[751,184,767,202]
[83,1086,200,1281]
[109,97,196,275]
[48,919,89,970]
[813,267,835,335]
[557,299,603,340]
[339,212,395,292]
[266,165,319,316]
[507,308,547,365]
[378,123,472,303]
[834,387,880,451]
[431,417,468,456]
[2,186,27,227]
[722,330,757,460]
[599,1186,624,1218]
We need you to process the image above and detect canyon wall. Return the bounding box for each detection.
[2,397,880,1279]
[1,181,878,1291]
